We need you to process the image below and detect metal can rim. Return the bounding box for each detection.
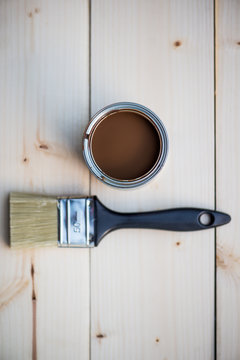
[82,102,169,189]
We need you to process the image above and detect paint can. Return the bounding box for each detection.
[83,102,168,188]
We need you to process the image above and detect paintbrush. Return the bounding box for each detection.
[10,192,231,249]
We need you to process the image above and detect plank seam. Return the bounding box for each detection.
[214,0,218,359]
[88,0,92,359]
[31,256,37,360]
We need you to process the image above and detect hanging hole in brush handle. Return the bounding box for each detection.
[198,212,215,226]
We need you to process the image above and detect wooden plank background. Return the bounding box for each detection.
[0,1,90,359]
[90,1,214,360]
[0,0,238,359]
[216,1,240,359]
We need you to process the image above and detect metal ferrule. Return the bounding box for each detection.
[57,197,95,247]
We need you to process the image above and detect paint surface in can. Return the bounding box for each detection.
[91,111,161,180]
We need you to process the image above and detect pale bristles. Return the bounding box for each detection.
[10,193,58,249]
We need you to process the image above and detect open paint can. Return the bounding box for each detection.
[83,102,168,188]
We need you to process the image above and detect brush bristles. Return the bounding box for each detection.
[10,193,58,249]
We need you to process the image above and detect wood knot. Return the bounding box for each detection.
[31,262,36,301]
[27,8,40,17]
[176,241,181,246]
[155,337,160,343]
[31,263,35,277]
[23,157,29,163]
[96,333,106,339]
[39,143,48,150]
[174,40,181,47]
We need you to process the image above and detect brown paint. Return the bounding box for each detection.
[91,111,161,180]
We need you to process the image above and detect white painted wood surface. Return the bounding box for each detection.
[0,0,238,359]
[91,0,214,359]
[0,1,90,359]
[216,1,240,359]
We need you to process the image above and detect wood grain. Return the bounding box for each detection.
[90,0,214,359]
[3,0,238,358]
[0,0,90,359]
[216,1,240,359]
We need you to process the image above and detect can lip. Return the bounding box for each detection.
[83,102,169,189]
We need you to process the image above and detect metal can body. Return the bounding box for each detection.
[83,102,168,189]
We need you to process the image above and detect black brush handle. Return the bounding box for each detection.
[94,197,231,246]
